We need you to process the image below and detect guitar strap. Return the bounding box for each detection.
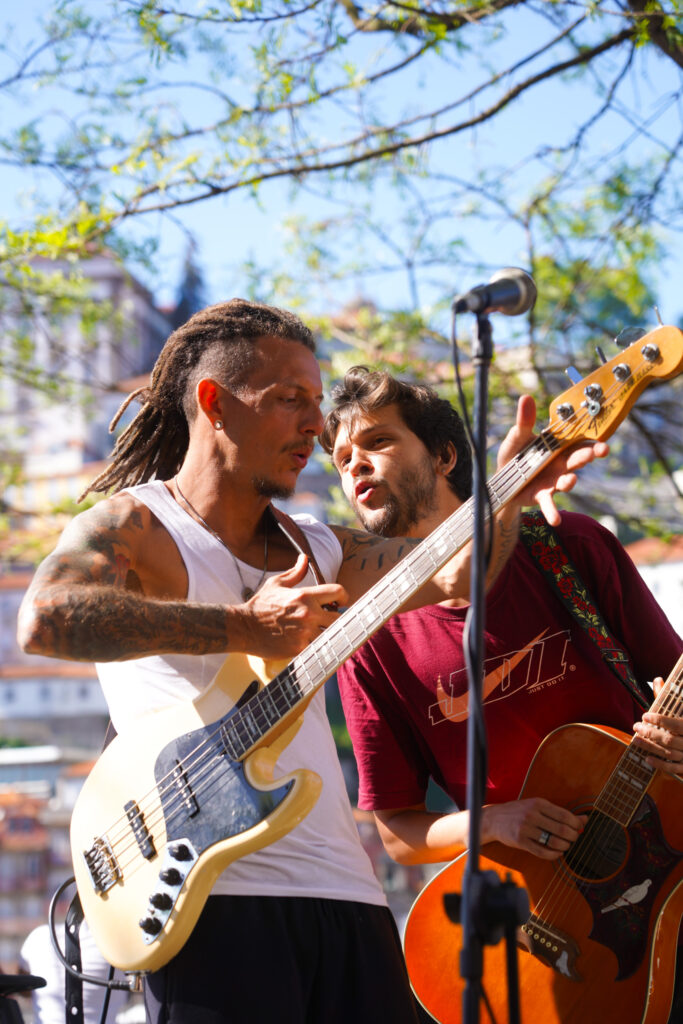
[268,505,328,586]
[519,510,652,710]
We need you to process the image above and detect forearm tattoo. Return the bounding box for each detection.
[488,516,520,580]
[27,586,231,662]
[20,499,231,661]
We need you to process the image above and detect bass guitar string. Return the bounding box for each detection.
[91,680,307,869]
[88,380,638,887]
[110,747,255,877]
[92,402,597,877]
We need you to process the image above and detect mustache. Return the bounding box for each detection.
[282,442,314,456]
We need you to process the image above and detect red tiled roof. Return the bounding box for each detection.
[625,535,683,565]
[64,761,96,777]
[0,663,98,679]
[0,791,46,810]
[0,573,35,588]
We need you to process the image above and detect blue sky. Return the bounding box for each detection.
[1,1,682,335]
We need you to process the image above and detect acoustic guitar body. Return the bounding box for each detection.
[404,723,683,1024]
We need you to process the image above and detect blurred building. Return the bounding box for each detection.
[625,534,683,637]
[0,788,49,970]
[0,751,94,969]
[1,255,175,754]
[1,254,173,522]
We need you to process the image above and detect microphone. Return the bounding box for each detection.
[453,267,537,316]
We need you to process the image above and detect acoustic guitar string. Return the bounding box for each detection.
[503,363,655,931]
[527,654,683,945]
[531,650,682,916]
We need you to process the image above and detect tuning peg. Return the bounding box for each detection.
[615,326,647,348]
[565,366,582,385]
[595,346,607,364]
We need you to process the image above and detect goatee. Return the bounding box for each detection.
[253,475,296,500]
[355,461,438,537]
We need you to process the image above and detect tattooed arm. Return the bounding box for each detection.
[329,527,429,607]
[331,519,518,609]
[17,494,231,662]
[18,494,346,662]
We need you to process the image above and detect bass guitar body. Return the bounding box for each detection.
[70,653,322,973]
[404,724,683,1024]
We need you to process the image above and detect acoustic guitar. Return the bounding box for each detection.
[404,657,683,1024]
[70,325,683,974]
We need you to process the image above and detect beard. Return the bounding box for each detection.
[354,459,439,537]
[251,443,313,501]
[253,475,296,500]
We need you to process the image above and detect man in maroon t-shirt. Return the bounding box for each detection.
[320,366,683,1018]
[321,366,682,857]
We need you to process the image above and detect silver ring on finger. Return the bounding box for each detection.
[537,829,551,847]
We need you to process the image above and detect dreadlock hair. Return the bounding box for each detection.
[320,365,473,502]
[81,298,315,500]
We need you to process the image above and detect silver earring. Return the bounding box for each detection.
[215,420,223,430]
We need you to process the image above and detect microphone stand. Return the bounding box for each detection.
[447,310,528,1024]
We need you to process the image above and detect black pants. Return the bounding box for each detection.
[144,894,422,1024]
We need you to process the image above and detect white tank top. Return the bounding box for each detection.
[96,481,385,905]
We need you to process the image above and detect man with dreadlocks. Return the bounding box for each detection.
[18,299,605,1024]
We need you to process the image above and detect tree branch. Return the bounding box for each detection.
[337,0,525,36]
[626,0,683,68]
[114,25,634,219]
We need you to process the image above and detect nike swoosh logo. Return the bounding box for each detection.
[432,628,550,723]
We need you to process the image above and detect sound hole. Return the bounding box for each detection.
[564,810,628,880]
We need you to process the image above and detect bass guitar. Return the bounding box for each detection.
[70,325,683,973]
[404,653,683,1024]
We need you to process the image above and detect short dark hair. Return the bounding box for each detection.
[82,298,315,498]
[320,366,472,501]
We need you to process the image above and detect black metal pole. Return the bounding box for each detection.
[460,310,493,1024]
[455,309,527,1024]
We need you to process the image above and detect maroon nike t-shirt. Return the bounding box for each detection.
[338,513,682,810]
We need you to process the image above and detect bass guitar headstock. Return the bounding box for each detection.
[547,325,683,447]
